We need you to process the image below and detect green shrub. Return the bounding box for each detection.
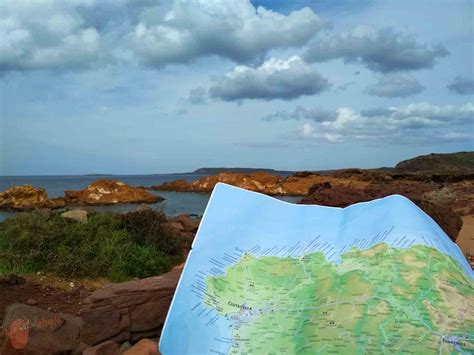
[121,209,184,255]
[0,211,183,281]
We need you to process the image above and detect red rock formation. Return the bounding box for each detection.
[64,180,163,205]
[152,172,369,196]
[0,185,65,210]
[79,265,182,346]
[300,182,463,242]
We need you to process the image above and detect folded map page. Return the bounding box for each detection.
[160,183,474,354]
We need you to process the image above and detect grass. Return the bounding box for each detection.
[0,210,185,282]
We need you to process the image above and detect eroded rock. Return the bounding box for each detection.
[152,172,369,196]
[64,180,164,206]
[0,185,65,211]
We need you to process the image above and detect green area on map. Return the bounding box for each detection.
[204,243,473,354]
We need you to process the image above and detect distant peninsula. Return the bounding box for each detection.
[191,167,295,175]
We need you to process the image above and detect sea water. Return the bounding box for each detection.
[0,174,300,221]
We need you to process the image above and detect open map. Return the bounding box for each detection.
[160,183,474,354]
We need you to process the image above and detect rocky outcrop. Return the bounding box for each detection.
[154,172,281,193]
[0,185,65,211]
[79,265,182,346]
[167,214,201,241]
[64,180,163,206]
[152,172,369,196]
[300,182,463,242]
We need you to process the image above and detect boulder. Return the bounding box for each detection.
[64,180,164,206]
[1,304,82,353]
[169,214,200,233]
[0,185,65,211]
[61,209,88,223]
[79,265,182,346]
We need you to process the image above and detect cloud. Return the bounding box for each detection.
[365,74,424,97]
[264,102,474,144]
[0,0,103,71]
[304,26,449,73]
[263,105,337,122]
[128,0,324,67]
[188,87,207,105]
[447,76,474,95]
[209,56,329,101]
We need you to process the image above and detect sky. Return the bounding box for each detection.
[0,0,473,175]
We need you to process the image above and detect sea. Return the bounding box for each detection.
[0,174,301,222]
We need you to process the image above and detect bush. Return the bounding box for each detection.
[121,210,183,255]
[0,211,183,281]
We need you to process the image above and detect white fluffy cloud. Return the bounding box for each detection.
[129,0,323,67]
[209,56,329,101]
[0,0,103,71]
[266,102,474,144]
[365,74,424,98]
[304,26,448,73]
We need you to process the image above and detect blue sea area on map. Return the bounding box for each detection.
[160,183,473,354]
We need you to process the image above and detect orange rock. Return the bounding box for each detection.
[152,171,369,196]
[0,185,65,210]
[64,180,163,206]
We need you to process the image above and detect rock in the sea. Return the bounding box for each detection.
[152,171,363,196]
[153,172,281,193]
[1,303,82,353]
[0,185,65,211]
[61,209,88,223]
[64,180,164,206]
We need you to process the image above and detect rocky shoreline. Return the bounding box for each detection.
[0,180,163,211]
[1,169,473,243]
[0,152,473,353]
[149,169,474,242]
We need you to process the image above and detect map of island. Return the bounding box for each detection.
[160,183,473,355]
[205,243,473,354]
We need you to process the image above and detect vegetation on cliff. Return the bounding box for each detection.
[0,210,185,282]
[394,151,474,173]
